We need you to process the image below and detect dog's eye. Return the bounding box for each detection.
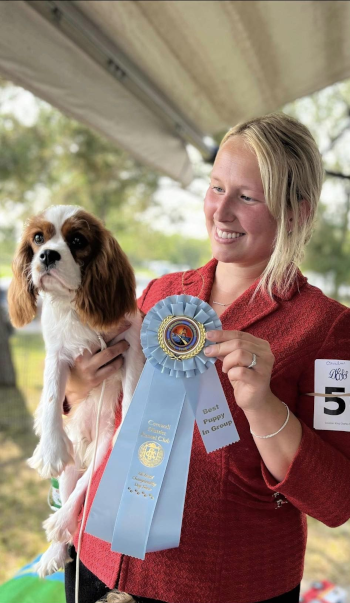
[70,234,88,250]
[34,233,44,245]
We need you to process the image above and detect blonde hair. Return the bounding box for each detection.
[220,112,324,298]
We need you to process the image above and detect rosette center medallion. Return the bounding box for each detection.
[158,316,206,360]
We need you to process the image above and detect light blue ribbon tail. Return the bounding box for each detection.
[194,365,240,452]
[85,294,240,559]
[146,396,195,552]
[111,371,186,559]
[85,361,155,542]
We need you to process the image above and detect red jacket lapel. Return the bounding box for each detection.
[182,258,307,332]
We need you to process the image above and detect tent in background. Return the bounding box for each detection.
[0,0,350,185]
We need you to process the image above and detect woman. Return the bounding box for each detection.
[64,113,350,603]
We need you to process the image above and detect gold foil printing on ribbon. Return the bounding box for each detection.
[158,315,206,361]
[138,441,164,468]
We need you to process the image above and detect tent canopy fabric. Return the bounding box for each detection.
[0,1,350,185]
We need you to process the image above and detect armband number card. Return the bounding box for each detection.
[314,359,350,431]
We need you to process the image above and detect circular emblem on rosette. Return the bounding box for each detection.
[159,316,205,360]
[140,294,222,378]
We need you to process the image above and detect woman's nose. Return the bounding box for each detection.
[214,194,236,222]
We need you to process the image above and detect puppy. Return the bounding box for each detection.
[8,205,144,576]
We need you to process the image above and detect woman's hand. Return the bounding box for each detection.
[65,320,131,407]
[204,329,275,412]
[204,329,303,483]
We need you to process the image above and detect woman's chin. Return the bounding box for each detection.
[211,243,243,264]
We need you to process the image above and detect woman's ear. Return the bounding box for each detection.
[287,199,310,234]
[74,230,137,330]
[8,238,38,327]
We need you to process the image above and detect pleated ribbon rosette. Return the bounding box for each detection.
[86,295,239,559]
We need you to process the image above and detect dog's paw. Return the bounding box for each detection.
[95,591,136,603]
[27,432,74,478]
[34,542,71,578]
[43,506,79,543]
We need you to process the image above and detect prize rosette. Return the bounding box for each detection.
[86,295,239,560]
[141,294,221,377]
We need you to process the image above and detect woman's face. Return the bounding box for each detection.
[204,136,277,268]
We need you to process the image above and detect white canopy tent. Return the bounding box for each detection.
[0,0,350,185]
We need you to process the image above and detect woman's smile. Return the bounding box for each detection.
[214,227,246,242]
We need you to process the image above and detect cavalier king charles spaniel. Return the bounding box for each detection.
[8,205,144,578]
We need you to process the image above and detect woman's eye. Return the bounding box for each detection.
[34,233,44,245]
[70,234,88,249]
[212,186,225,193]
[241,195,254,202]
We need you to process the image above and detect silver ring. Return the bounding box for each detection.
[247,353,257,369]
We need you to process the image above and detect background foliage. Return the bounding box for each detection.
[284,82,350,300]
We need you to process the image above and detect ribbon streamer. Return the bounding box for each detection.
[86,295,239,559]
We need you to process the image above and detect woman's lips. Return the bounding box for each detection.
[214,227,246,243]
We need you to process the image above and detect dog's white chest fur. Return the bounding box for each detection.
[41,296,100,359]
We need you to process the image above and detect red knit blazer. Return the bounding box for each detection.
[75,259,350,603]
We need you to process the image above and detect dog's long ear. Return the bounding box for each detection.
[8,238,38,327]
[74,228,137,331]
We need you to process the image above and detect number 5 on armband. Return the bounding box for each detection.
[314,360,350,431]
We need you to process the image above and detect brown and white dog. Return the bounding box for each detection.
[8,205,144,578]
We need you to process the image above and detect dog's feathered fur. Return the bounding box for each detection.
[8,205,144,578]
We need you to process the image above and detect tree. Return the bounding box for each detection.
[0,307,15,386]
[0,79,209,267]
[283,82,350,302]
[302,190,350,299]
[0,84,160,227]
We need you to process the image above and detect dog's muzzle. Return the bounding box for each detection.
[40,249,61,269]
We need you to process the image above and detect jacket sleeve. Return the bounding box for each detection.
[261,307,350,527]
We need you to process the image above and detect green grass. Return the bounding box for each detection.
[0,332,48,583]
[304,517,350,586]
[1,331,350,589]
[10,332,45,415]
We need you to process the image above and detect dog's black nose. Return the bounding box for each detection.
[39,249,61,268]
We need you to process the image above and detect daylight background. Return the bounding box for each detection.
[1,74,350,595]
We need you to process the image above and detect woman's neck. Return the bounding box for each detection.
[210,260,267,314]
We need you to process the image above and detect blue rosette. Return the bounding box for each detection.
[86,294,239,560]
[141,294,222,378]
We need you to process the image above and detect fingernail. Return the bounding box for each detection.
[204,346,212,355]
[206,331,214,339]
